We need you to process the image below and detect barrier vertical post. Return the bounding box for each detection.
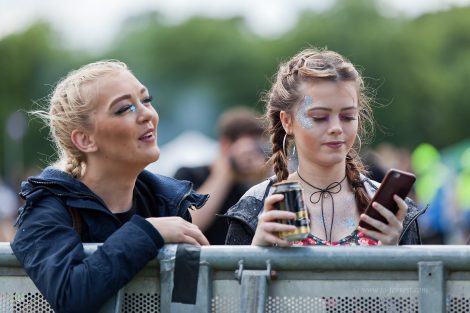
[418,261,445,313]
[237,260,273,313]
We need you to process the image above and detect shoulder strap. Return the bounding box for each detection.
[68,207,83,240]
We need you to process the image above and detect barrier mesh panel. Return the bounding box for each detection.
[122,293,160,313]
[267,296,419,313]
[0,292,161,313]
[211,295,239,313]
[3,287,470,312]
[0,292,55,313]
[448,297,470,312]
[210,295,420,313]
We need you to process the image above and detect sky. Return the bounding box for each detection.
[1,0,470,52]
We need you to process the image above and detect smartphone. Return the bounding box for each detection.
[359,169,416,232]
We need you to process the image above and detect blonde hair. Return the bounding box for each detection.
[264,48,375,213]
[34,60,129,178]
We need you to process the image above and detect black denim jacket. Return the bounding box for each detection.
[224,176,426,245]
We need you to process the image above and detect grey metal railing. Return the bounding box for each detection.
[2,243,470,312]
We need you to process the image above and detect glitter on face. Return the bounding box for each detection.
[129,104,137,112]
[296,95,315,129]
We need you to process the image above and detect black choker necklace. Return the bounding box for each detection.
[297,170,347,242]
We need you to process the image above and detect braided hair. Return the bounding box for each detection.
[264,48,374,213]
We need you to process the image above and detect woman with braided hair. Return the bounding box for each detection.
[225,48,424,246]
[11,60,209,312]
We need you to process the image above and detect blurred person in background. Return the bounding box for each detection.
[375,143,414,176]
[455,147,470,243]
[412,143,459,244]
[373,142,417,201]
[361,149,386,183]
[11,60,209,313]
[174,107,271,245]
[0,177,17,241]
[225,48,425,246]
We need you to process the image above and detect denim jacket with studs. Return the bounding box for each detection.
[224,175,426,245]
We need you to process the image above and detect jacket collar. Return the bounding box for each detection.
[20,167,207,215]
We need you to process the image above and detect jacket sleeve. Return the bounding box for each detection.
[225,219,254,245]
[11,195,164,313]
[399,219,422,245]
[398,198,426,245]
[224,194,266,245]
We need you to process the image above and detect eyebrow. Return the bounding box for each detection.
[308,106,357,112]
[109,87,148,108]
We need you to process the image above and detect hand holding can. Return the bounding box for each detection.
[272,181,310,241]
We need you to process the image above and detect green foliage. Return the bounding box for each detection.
[1,0,470,181]
[0,22,91,179]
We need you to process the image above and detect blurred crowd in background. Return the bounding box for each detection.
[1,131,470,244]
[1,0,470,243]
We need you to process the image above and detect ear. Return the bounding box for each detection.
[71,129,97,153]
[280,111,293,135]
[219,137,232,154]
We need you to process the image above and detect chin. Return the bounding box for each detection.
[319,155,346,167]
[150,149,160,163]
[139,149,160,167]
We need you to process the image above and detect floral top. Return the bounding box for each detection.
[293,229,379,246]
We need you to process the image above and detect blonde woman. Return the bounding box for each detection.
[11,60,209,312]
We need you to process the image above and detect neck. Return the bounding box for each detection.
[294,161,346,188]
[294,160,350,243]
[80,161,139,213]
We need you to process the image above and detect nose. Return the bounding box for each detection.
[137,102,158,126]
[327,116,343,135]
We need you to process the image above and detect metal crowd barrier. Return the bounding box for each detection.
[1,242,470,312]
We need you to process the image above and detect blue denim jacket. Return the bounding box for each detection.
[11,167,207,313]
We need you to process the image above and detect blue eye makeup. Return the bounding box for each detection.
[115,104,136,115]
[114,95,154,116]
[114,103,133,115]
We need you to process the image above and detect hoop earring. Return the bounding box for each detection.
[289,141,296,161]
[283,134,288,156]
[356,135,362,152]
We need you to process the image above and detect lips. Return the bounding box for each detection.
[324,141,344,148]
[139,129,155,140]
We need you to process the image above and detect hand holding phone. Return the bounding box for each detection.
[359,169,416,232]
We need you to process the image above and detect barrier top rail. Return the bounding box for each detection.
[2,242,470,270]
